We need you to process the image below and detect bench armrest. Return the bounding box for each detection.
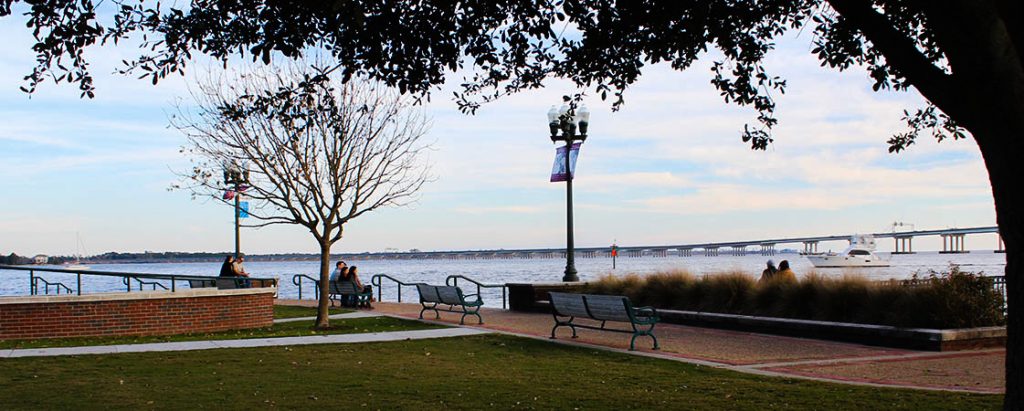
[633,306,658,318]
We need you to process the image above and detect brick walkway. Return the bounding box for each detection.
[278,299,1005,394]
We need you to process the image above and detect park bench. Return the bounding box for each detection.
[416,284,484,325]
[548,292,660,351]
[216,278,247,289]
[188,279,216,288]
[329,280,372,308]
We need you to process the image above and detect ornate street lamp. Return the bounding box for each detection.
[547,97,590,282]
[223,164,250,259]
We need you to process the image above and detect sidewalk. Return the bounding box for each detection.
[276,299,1004,394]
[0,310,489,359]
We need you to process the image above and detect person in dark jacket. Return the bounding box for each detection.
[219,256,235,277]
[759,259,778,283]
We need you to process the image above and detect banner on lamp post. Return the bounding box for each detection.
[238,201,249,218]
[550,142,581,182]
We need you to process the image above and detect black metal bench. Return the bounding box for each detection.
[548,292,660,351]
[329,281,372,308]
[416,284,484,324]
[188,279,217,288]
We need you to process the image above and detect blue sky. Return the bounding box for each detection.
[0,13,999,256]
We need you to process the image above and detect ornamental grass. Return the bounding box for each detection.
[586,266,1005,329]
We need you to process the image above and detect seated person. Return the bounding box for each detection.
[330,261,347,281]
[219,256,235,277]
[231,255,251,288]
[758,259,777,283]
[774,260,797,282]
[346,266,374,307]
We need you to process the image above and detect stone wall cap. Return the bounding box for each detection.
[0,287,276,305]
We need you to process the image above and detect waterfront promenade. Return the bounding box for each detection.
[277,300,1004,394]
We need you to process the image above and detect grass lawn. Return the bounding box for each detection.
[273,304,352,319]
[0,334,1002,410]
[0,316,442,350]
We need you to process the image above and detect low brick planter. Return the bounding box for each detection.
[507,283,1004,351]
[656,309,1005,351]
[0,288,275,340]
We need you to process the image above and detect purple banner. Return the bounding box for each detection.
[550,142,581,182]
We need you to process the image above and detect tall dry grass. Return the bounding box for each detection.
[585,266,1004,329]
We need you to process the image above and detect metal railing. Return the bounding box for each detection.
[446,275,508,309]
[31,276,74,295]
[124,276,169,291]
[292,274,321,300]
[370,274,426,303]
[0,265,278,296]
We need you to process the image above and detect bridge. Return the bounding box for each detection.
[334,226,1002,261]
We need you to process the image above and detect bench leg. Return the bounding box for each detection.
[550,323,578,339]
[460,306,483,325]
[419,304,439,320]
[550,317,578,339]
[630,323,659,351]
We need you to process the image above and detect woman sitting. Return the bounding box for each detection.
[345,266,374,307]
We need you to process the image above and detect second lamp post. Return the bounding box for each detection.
[547,98,590,282]
[224,164,249,259]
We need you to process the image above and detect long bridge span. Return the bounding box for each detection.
[336,226,1002,261]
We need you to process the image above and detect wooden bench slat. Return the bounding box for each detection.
[549,292,589,317]
[549,292,660,351]
[416,283,483,325]
[583,295,632,322]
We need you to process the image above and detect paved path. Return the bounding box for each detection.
[273,311,380,323]
[301,300,1003,394]
[0,327,490,359]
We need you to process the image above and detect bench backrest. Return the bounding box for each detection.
[549,292,589,317]
[330,281,360,294]
[417,284,466,305]
[436,286,463,305]
[417,283,443,303]
[582,294,632,322]
[216,278,241,289]
[189,279,216,288]
[549,292,632,322]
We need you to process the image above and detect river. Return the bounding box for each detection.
[0,250,1006,305]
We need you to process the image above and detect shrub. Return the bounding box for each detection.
[584,265,1005,329]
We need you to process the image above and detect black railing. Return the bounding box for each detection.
[292,274,321,300]
[0,265,278,296]
[370,274,426,304]
[31,276,74,295]
[124,276,169,291]
[446,275,508,309]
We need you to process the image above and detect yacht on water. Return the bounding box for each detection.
[64,233,90,270]
[805,234,890,268]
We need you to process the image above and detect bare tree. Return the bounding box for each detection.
[174,63,431,327]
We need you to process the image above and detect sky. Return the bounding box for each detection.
[0,11,1000,256]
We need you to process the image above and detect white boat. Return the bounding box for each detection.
[65,233,90,270]
[806,234,890,268]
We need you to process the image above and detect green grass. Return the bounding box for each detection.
[273,304,352,319]
[0,317,442,350]
[0,334,1001,410]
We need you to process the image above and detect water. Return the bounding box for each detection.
[1,251,1006,306]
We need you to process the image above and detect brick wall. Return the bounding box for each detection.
[0,289,275,340]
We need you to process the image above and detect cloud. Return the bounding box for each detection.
[453,205,546,214]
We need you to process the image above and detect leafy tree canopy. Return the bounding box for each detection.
[5,1,1019,152]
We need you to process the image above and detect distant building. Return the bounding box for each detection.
[33,254,49,264]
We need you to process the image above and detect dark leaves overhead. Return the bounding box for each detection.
[5,0,994,150]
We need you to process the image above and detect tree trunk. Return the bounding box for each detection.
[314,241,333,328]
[974,124,1024,410]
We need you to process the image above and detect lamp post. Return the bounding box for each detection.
[223,164,249,259]
[547,97,590,282]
